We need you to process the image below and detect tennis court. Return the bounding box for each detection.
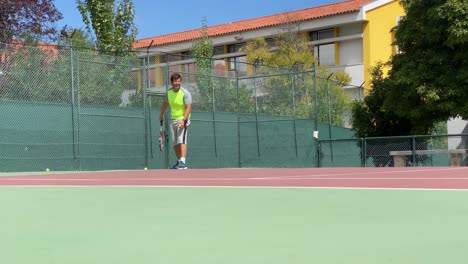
[1,167,468,264]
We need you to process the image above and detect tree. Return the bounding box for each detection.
[244,34,351,126]
[351,63,436,167]
[76,0,137,55]
[192,18,214,111]
[351,63,416,138]
[0,0,63,43]
[384,0,468,126]
[3,41,134,106]
[192,19,255,114]
[58,28,95,51]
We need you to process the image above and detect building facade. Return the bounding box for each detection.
[133,0,404,99]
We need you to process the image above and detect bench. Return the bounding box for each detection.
[389,149,468,167]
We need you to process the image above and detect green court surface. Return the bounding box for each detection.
[1,187,467,264]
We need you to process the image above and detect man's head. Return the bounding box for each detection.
[170,73,182,91]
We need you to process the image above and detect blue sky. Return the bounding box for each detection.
[55,0,340,39]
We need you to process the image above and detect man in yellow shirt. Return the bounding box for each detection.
[159,73,192,169]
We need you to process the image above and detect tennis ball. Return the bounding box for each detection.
[45,168,49,172]
[144,167,148,170]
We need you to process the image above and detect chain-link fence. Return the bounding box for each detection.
[142,51,359,169]
[318,134,468,167]
[0,42,144,172]
[1,42,358,172]
[2,42,464,171]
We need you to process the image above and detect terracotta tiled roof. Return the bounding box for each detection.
[1,40,59,63]
[134,0,375,49]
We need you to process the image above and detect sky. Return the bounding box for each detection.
[54,0,341,40]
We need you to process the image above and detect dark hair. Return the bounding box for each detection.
[170,73,182,82]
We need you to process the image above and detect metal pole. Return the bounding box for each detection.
[143,47,151,168]
[253,65,260,156]
[313,63,319,167]
[362,138,366,167]
[236,71,241,167]
[358,81,365,99]
[76,51,82,171]
[164,55,170,168]
[291,73,298,156]
[212,74,218,157]
[70,47,76,162]
[326,73,334,163]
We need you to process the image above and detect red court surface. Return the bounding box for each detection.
[1,167,467,189]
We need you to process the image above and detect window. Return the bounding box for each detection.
[314,43,335,66]
[228,56,247,77]
[228,43,245,53]
[265,38,276,48]
[213,45,225,56]
[310,28,335,66]
[393,16,404,55]
[180,51,193,60]
[213,59,227,76]
[159,54,168,63]
[181,63,196,82]
[309,29,334,41]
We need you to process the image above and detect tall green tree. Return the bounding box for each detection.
[244,35,351,125]
[0,0,63,43]
[192,18,214,111]
[384,0,468,126]
[351,63,415,138]
[3,39,134,106]
[76,0,137,55]
[192,18,255,113]
[58,28,95,51]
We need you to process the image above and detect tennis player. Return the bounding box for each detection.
[159,73,192,169]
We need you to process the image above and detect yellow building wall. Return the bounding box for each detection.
[362,0,405,93]
[155,55,163,87]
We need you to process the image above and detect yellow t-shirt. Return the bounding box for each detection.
[167,87,192,120]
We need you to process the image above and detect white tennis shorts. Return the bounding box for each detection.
[170,119,190,146]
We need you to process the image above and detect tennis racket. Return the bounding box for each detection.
[159,121,164,152]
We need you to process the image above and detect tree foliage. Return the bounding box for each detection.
[351,63,435,167]
[351,63,417,138]
[192,18,214,111]
[384,0,468,125]
[2,41,135,106]
[76,0,137,55]
[191,19,255,113]
[58,29,95,51]
[0,0,63,43]
[352,0,467,139]
[244,34,351,125]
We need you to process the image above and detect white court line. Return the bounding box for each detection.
[1,185,468,191]
[1,167,466,179]
[1,176,468,181]
[251,167,468,179]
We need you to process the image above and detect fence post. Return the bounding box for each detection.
[211,72,218,158]
[291,73,298,156]
[362,138,367,167]
[70,46,77,164]
[326,73,334,162]
[143,48,150,168]
[313,63,319,167]
[317,140,321,167]
[235,71,241,168]
[253,67,260,157]
[75,50,82,171]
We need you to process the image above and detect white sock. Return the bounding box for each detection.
[180,157,186,163]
